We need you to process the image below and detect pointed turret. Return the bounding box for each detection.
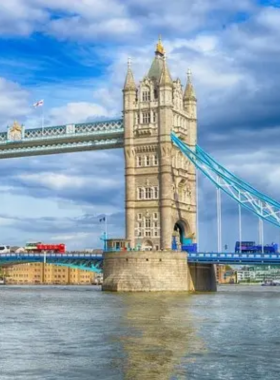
[183,69,196,101]
[123,57,136,91]
[183,69,197,119]
[159,55,173,86]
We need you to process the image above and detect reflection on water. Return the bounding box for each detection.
[118,293,205,379]
[1,285,280,380]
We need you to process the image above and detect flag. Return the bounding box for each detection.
[99,216,106,222]
[33,99,44,107]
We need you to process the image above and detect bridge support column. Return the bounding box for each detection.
[188,263,217,292]
[102,251,217,292]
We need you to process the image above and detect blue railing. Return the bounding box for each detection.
[2,251,280,268]
[188,252,280,264]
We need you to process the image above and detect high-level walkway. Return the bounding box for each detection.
[0,119,123,158]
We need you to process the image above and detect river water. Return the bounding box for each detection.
[0,285,279,380]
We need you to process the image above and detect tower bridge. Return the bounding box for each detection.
[1,37,280,291]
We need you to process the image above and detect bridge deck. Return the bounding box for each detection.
[1,252,280,267]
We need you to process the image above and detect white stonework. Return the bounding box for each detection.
[123,39,197,250]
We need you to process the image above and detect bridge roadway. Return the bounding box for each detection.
[0,252,103,273]
[1,251,280,272]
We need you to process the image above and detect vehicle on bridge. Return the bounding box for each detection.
[0,245,10,254]
[235,241,278,254]
[25,242,66,254]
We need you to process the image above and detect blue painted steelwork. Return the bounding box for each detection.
[0,253,103,273]
[182,244,197,253]
[188,252,280,265]
[171,132,280,228]
[3,251,280,267]
[0,119,124,159]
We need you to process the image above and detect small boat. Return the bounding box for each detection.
[261,280,278,286]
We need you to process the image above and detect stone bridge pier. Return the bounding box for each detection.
[102,251,217,292]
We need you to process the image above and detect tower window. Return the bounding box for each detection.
[154,187,159,199]
[143,112,150,124]
[153,111,157,123]
[154,155,158,165]
[138,213,142,220]
[136,113,140,124]
[142,91,150,102]
[154,89,158,99]
[145,155,150,166]
[138,188,144,200]
[145,231,151,237]
[153,213,158,219]
[137,156,142,167]
[145,218,151,228]
[145,187,152,199]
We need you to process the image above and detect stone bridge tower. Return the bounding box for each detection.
[123,37,197,251]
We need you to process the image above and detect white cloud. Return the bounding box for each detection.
[49,101,111,125]
[0,0,47,36]
[0,0,257,41]
[0,216,14,226]
[48,17,139,41]
[0,77,31,129]
[17,172,122,191]
[50,232,93,241]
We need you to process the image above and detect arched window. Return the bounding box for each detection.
[145,187,152,199]
[154,155,158,165]
[142,90,150,102]
[138,188,144,200]
[145,218,151,228]
[143,112,150,124]
[145,156,150,166]
[154,187,159,199]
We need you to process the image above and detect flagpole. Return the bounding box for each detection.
[42,103,44,133]
[105,215,108,251]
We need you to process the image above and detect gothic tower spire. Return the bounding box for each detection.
[148,36,166,82]
[123,57,136,91]
[183,69,196,101]
[183,68,197,119]
[159,55,173,86]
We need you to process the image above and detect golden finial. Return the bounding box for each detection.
[155,35,165,56]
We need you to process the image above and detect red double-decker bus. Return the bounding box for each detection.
[25,242,66,253]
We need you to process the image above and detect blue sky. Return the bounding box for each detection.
[1,0,280,250]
